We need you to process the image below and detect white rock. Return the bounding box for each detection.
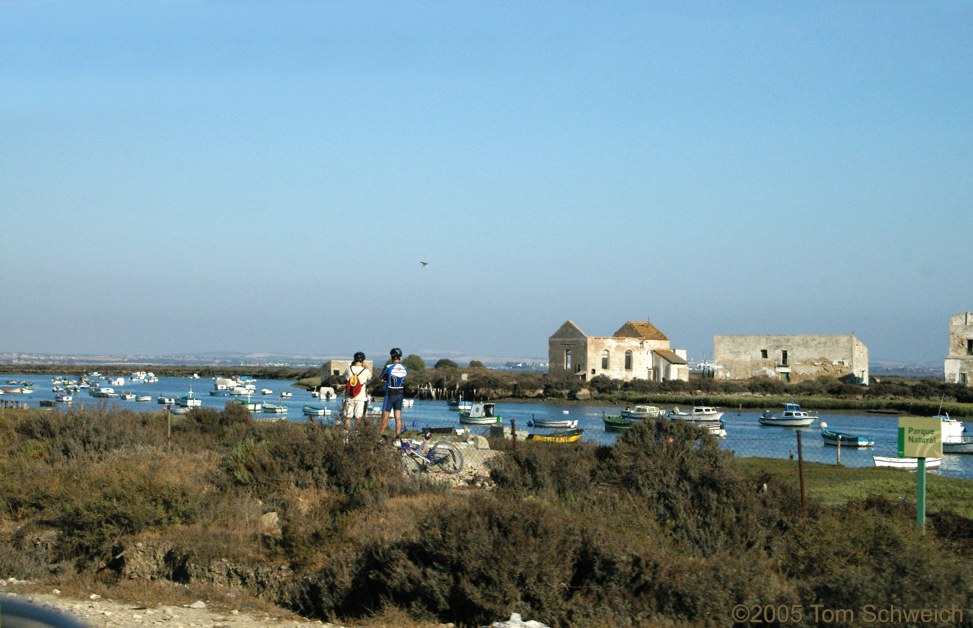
[188,600,207,609]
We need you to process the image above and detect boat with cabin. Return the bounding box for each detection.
[620,404,661,420]
[759,403,816,427]
[668,406,724,423]
[459,402,501,425]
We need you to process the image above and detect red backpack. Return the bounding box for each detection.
[346,367,364,397]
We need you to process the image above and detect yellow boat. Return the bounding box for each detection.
[526,428,584,443]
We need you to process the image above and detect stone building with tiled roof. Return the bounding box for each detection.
[548,320,689,382]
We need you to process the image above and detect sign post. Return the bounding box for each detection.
[898,416,942,531]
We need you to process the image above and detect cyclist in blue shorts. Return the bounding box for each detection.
[379,347,408,435]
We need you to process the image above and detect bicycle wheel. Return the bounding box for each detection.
[401,451,424,475]
[430,441,463,474]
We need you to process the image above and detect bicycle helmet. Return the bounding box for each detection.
[353,351,366,362]
[390,347,403,359]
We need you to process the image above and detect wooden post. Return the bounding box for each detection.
[797,430,807,519]
[836,438,841,466]
[511,419,517,453]
[917,457,927,532]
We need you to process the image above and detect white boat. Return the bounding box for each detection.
[54,392,73,403]
[936,413,966,442]
[668,406,724,422]
[280,391,293,398]
[158,396,175,404]
[135,395,152,402]
[873,456,942,470]
[170,406,191,415]
[89,386,118,398]
[120,392,135,401]
[460,402,502,425]
[260,388,273,395]
[178,393,201,408]
[621,405,661,420]
[233,399,262,412]
[262,402,288,414]
[759,403,816,427]
[450,396,473,412]
[402,398,415,408]
[528,416,578,429]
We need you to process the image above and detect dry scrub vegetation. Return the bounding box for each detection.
[0,404,972,626]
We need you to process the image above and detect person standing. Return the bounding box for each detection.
[379,347,407,435]
[342,352,371,430]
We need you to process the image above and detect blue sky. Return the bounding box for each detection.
[2,2,970,365]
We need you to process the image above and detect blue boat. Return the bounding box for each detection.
[820,422,874,448]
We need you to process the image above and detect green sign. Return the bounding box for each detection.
[898,416,942,458]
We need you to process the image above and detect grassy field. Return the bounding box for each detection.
[736,456,973,517]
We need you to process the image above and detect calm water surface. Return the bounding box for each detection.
[6,373,972,480]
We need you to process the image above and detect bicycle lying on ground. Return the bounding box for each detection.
[398,432,464,474]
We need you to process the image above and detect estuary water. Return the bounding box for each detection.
[5,372,973,481]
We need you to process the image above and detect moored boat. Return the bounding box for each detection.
[819,422,874,448]
[942,437,973,454]
[873,456,942,470]
[668,406,724,423]
[262,402,288,414]
[459,402,501,425]
[526,428,584,443]
[528,415,578,429]
[302,404,328,417]
[603,413,635,432]
[621,405,661,420]
[759,403,816,427]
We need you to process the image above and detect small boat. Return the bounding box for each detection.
[936,412,966,442]
[89,386,118,398]
[873,456,942,470]
[527,415,578,429]
[942,437,973,454]
[260,388,273,395]
[459,402,502,425]
[120,391,135,401]
[668,406,724,423]
[603,414,635,432]
[232,399,262,412]
[621,405,661,420]
[526,428,584,443]
[449,395,473,412]
[279,391,293,398]
[302,404,329,417]
[759,403,816,427]
[54,392,73,403]
[135,394,152,402]
[158,396,175,404]
[819,422,874,448]
[170,406,192,415]
[262,402,288,414]
[178,387,202,408]
[402,398,415,408]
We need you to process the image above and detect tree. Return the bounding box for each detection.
[469,360,484,368]
[403,355,426,372]
[435,359,459,369]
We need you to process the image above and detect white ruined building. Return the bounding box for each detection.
[548,320,689,383]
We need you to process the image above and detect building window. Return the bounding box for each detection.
[967,339,973,355]
[781,350,788,366]
[760,349,768,359]
[601,350,610,370]
[564,349,572,369]
[625,350,633,370]
[962,373,969,385]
